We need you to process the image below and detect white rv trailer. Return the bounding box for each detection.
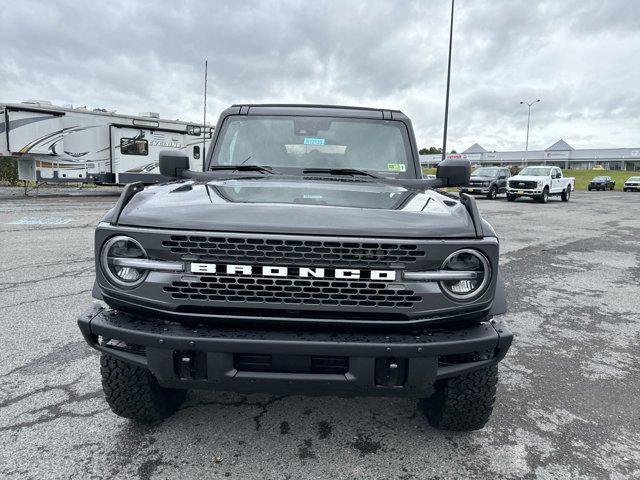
[0,100,212,184]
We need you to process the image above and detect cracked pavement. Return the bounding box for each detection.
[0,188,639,479]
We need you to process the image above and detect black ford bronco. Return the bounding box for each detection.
[78,104,512,431]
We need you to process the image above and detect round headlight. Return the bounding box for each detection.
[100,236,148,287]
[440,249,491,301]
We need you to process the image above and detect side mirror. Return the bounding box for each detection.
[159,150,189,177]
[436,158,471,187]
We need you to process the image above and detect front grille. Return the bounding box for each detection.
[509,180,537,189]
[164,276,421,309]
[234,353,349,374]
[161,235,425,268]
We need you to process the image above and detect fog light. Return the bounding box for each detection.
[440,249,491,300]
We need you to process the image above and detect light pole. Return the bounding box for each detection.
[520,99,540,164]
[441,0,455,161]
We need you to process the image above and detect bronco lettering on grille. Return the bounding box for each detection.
[190,263,396,281]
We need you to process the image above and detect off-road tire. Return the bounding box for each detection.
[487,185,498,200]
[419,365,498,431]
[100,353,186,423]
[561,185,571,202]
[506,193,516,202]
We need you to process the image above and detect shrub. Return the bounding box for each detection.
[0,157,19,185]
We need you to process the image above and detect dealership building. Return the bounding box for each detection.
[420,139,640,171]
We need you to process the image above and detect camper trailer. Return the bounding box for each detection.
[0,101,212,184]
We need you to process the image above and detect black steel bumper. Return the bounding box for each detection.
[78,304,512,397]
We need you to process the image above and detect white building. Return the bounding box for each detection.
[421,139,640,171]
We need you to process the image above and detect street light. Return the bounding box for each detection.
[520,99,540,164]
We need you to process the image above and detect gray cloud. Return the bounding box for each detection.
[1,0,638,151]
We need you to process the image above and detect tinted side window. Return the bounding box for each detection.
[121,138,148,156]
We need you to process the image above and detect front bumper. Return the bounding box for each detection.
[460,187,490,194]
[507,188,543,196]
[78,304,512,397]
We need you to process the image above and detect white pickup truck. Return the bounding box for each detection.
[507,166,575,203]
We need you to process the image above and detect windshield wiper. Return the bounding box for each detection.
[302,168,381,179]
[209,165,277,174]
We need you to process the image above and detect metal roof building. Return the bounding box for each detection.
[421,139,640,171]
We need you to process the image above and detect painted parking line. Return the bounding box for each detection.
[7,217,72,225]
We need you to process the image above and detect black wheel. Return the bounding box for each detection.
[506,193,516,202]
[419,365,498,431]
[487,186,498,200]
[561,185,571,202]
[538,187,549,203]
[100,353,186,423]
[588,186,592,191]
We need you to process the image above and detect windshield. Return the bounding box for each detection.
[210,115,414,178]
[593,176,607,181]
[628,177,640,181]
[472,167,500,177]
[519,167,552,176]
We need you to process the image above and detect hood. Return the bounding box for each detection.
[470,175,494,181]
[509,175,545,182]
[114,178,477,238]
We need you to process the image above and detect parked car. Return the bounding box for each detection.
[459,166,510,200]
[592,165,605,170]
[506,166,575,203]
[623,176,640,192]
[588,176,615,191]
[77,104,512,432]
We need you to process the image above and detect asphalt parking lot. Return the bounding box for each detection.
[1,188,639,479]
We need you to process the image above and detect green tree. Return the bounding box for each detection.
[419,146,443,155]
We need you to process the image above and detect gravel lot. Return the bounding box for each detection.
[1,187,639,479]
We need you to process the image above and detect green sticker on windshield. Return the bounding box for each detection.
[387,163,406,172]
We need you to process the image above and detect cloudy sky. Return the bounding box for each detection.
[1,0,638,151]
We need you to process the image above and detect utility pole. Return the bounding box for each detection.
[520,99,540,165]
[441,0,455,162]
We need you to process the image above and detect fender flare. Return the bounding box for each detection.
[489,271,507,316]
